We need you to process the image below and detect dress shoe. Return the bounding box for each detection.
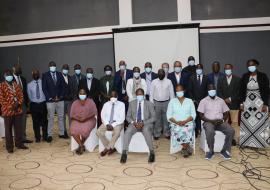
[16,145,29,150]
[47,136,53,143]
[59,135,69,139]
[36,139,41,143]
[232,139,237,146]
[23,139,33,143]
[120,153,127,164]
[108,148,116,155]
[64,131,69,138]
[165,136,170,140]
[154,137,159,141]
[7,150,14,153]
[100,148,109,157]
[148,152,155,163]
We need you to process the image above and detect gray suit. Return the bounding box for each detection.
[123,100,156,152]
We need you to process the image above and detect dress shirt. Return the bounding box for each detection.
[13,75,23,89]
[87,78,92,91]
[101,100,125,127]
[175,72,181,84]
[145,73,152,95]
[126,78,147,102]
[150,78,175,102]
[226,75,232,85]
[62,74,68,84]
[197,74,203,84]
[27,79,46,103]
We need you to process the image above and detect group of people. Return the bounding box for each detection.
[0,56,269,163]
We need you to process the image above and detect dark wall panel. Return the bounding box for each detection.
[191,0,270,20]
[0,39,115,81]
[132,0,178,24]
[0,0,119,35]
[200,30,270,79]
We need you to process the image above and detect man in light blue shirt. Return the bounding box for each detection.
[27,69,47,142]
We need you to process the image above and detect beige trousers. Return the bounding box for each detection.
[97,124,123,149]
[230,110,240,143]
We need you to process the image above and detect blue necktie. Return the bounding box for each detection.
[137,103,142,122]
[36,81,40,99]
[52,73,57,85]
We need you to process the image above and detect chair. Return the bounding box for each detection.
[98,129,124,154]
[128,132,149,153]
[0,116,5,138]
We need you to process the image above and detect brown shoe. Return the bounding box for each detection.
[100,148,109,157]
[107,148,116,155]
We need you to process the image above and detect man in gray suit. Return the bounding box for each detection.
[120,88,156,164]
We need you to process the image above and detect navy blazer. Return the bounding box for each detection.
[168,71,189,91]
[42,71,65,102]
[207,72,225,87]
[113,69,133,100]
[140,72,158,81]
[188,74,209,102]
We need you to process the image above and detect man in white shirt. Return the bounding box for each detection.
[150,69,175,140]
[97,90,125,156]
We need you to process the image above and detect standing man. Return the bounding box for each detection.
[120,88,156,163]
[141,62,158,100]
[161,63,170,78]
[150,69,174,140]
[70,64,85,100]
[42,61,67,142]
[99,65,114,107]
[13,63,33,143]
[0,69,28,153]
[168,61,189,92]
[188,64,209,137]
[27,69,48,142]
[61,64,72,138]
[182,56,197,77]
[207,61,225,91]
[217,64,241,145]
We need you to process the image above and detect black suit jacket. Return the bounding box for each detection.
[140,72,158,81]
[188,74,208,103]
[79,78,100,106]
[217,75,241,110]
[240,71,269,106]
[62,74,73,101]
[13,75,29,106]
[168,71,189,93]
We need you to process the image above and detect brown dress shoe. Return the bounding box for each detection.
[100,148,109,157]
[107,148,116,155]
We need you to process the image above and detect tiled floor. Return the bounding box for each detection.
[0,117,269,190]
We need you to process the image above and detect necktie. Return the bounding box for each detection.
[52,73,57,85]
[109,103,115,124]
[36,81,40,99]
[137,103,142,122]
[197,75,201,86]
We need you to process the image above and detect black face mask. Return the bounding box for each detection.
[158,74,165,80]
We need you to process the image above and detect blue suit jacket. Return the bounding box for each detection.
[113,69,133,101]
[168,71,189,92]
[42,71,65,102]
[140,72,158,81]
[207,72,225,86]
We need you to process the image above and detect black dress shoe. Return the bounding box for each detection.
[154,137,159,141]
[17,145,29,149]
[165,136,170,140]
[120,153,127,164]
[36,139,41,143]
[59,135,69,139]
[47,136,53,143]
[23,139,33,143]
[64,131,69,138]
[232,139,237,146]
[7,150,14,153]
[148,153,155,163]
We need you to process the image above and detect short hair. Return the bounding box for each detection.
[224,63,233,68]
[247,59,260,66]
[135,88,144,94]
[104,65,112,71]
[175,84,185,91]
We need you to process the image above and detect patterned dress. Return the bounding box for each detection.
[240,76,270,148]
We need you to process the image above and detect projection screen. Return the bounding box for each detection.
[113,24,200,72]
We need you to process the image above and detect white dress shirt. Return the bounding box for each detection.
[87,78,92,91]
[62,74,68,84]
[145,73,152,95]
[226,75,232,85]
[126,78,147,102]
[13,74,23,88]
[101,100,125,127]
[175,72,181,84]
[150,78,175,102]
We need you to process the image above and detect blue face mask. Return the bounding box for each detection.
[133,72,140,78]
[75,69,81,75]
[174,67,182,73]
[145,67,152,73]
[188,60,195,66]
[50,66,56,73]
[176,91,184,98]
[248,66,256,73]
[196,69,203,75]
[86,73,93,79]
[137,95,144,102]
[5,75,13,82]
[208,90,216,97]
[120,65,126,71]
[79,94,87,101]
[225,69,232,76]
[62,69,69,75]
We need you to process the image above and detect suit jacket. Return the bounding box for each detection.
[70,74,86,100]
[79,77,100,106]
[240,71,269,106]
[62,74,72,101]
[42,71,65,102]
[168,71,189,92]
[13,75,29,106]
[113,69,133,100]
[126,100,156,127]
[99,75,114,105]
[207,72,225,88]
[140,72,158,81]
[217,75,241,110]
[182,65,196,77]
[188,74,208,103]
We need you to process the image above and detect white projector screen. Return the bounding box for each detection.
[113,24,200,73]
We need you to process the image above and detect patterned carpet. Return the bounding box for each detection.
[0,116,269,190]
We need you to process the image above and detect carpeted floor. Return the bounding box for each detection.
[0,116,269,190]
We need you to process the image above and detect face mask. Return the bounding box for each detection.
[137,95,144,102]
[79,94,87,101]
[119,65,126,71]
[75,69,81,75]
[158,74,165,80]
[208,90,216,97]
[50,66,56,73]
[196,69,203,75]
[86,73,93,79]
[5,75,13,82]
[62,69,69,75]
[174,67,182,73]
[188,60,195,66]
[163,67,169,73]
[248,66,256,73]
[133,72,140,78]
[33,75,39,80]
[176,91,184,98]
[110,97,117,103]
[225,69,232,76]
[145,67,152,73]
[105,70,112,76]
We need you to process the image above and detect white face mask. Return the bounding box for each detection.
[188,60,195,66]
[110,97,117,103]
[119,65,126,70]
[105,71,112,76]
[133,72,140,78]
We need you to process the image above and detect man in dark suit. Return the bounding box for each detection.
[188,64,209,137]
[217,64,241,145]
[140,62,158,100]
[13,63,33,143]
[182,56,197,77]
[168,61,189,93]
[114,60,133,108]
[207,61,225,92]
[70,64,86,100]
[99,65,114,107]
[61,64,72,138]
[42,61,67,142]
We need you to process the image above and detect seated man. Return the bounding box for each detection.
[97,90,125,156]
[197,84,235,160]
[120,88,156,164]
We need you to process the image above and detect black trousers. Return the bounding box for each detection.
[4,114,23,151]
[30,102,48,140]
